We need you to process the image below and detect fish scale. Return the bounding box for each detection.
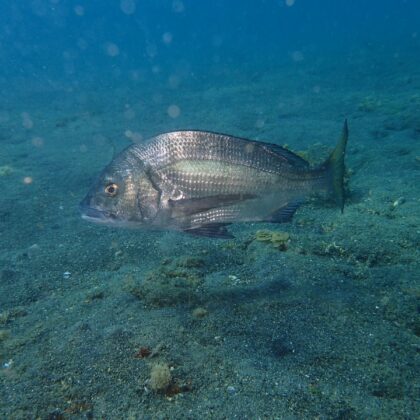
[80,123,348,238]
[133,131,302,175]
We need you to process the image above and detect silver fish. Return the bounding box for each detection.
[80,121,348,238]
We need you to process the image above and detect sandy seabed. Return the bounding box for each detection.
[0,49,419,419]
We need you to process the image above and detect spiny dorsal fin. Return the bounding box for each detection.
[261,143,309,168]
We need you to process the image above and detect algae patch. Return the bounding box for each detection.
[0,165,13,176]
[124,256,206,306]
[149,362,172,392]
[254,230,290,251]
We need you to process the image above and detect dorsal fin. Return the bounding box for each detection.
[261,143,309,168]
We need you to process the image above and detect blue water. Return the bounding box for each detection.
[1,1,419,418]
[2,1,419,83]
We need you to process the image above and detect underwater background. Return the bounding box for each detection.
[0,0,419,418]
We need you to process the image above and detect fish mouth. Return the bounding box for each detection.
[79,204,117,224]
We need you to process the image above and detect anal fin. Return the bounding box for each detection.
[266,200,304,223]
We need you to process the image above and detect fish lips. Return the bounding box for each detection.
[79,200,116,224]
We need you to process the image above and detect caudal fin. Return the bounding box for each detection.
[324,120,348,212]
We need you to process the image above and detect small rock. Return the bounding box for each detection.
[192,307,208,319]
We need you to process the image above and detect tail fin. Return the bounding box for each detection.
[324,120,348,212]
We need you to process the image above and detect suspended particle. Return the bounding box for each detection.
[167,105,181,119]
[291,51,304,62]
[105,43,120,57]
[120,0,136,15]
[168,75,181,89]
[172,0,184,13]
[21,112,33,129]
[74,5,84,16]
[124,108,136,120]
[162,32,173,45]
[31,137,44,148]
[0,111,10,124]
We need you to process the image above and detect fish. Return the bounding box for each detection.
[80,121,348,238]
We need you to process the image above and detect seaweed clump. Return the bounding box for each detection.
[0,165,13,176]
[149,362,172,392]
[254,230,290,251]
[124,256,206,306]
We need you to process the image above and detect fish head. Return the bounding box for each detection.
[79,149,160,227]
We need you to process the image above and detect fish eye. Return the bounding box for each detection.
[104,183,118,197]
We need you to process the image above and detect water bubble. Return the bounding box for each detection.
[124,108,136,120]
[167,105,181,119]
[74,5,84,16]
[131,132,143,142]
[285,0,296,6]
[132,132,143,142]
[31,137,44,148]
[77,38,88,50]
[21,112,33,129]
[172,0,184,13]
[152,93,163,104]
[291,51,304,62]
[162,32,173,45]
[146,43,157,58]
[27,244,40,258]
[130,70,145,82]
[93,133,107,147]
[23,176,33,185]
[64,61,75,75]
[124,130,143,142]
[168,74,181,89]
[120,0,136,15]
[255,118,265,129]
[31,0,47,17]
[0,111,10,124]
[105,43,120,57]
[212,35,223,48]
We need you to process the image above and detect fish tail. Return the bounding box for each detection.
[322,120,348,212]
